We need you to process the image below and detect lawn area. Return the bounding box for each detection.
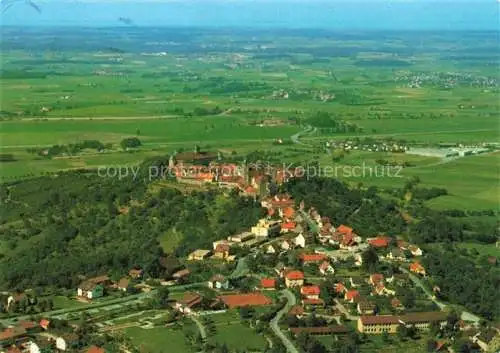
[52,296,88,310]
[339,152,500,211]
[457,243,500,258]
[210,321,268,351]
[201,310,268,351]
[124,326,193,353]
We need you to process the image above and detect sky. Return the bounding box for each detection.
[1,0,499,29]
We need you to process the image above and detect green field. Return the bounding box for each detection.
[457,243,500,258]
[1,28,499,214]
[124,326,193,353]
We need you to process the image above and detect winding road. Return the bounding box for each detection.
[270,289,299,353]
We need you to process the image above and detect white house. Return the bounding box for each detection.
[354,254,363,267]
[266,244,277,254]
[28,341,41,353]
[281,240,292,251]
[251,219,281,238]
[409,245,423,256]
[208,275,229,290]
[294,233,306,248]
[56,334,78,351]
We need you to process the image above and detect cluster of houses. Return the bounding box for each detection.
[0,319,104,353]
[168,151,303,194]
[188,193,303,262]
[326,139,409,153]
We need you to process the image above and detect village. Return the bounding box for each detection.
[0,153,498,353]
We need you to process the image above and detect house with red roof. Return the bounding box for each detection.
[299,253,327,264]
[281,221,297,233]
[410,262,426,276]
[369,274,384,286]
[86,346,106,353]
[281,206,295,220]
[368,236,391,248]
[175,292,202,314]
[335,283,347,294]
[285,270,304,288]
[260,278,276,290]
[302,298,325,307]
[40,319,50,330]
[344,290,360,303]
[288,305,305,318]
[214,243,230,259]
[336,224,353,236]
[300,286,321,300]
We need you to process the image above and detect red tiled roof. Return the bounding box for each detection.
[261,278,276,289]
[302,298,325,306]
[219,293,272,309]
[178,292,202,307]
[18,321,37,330]
[299,253,326,263]
[336,224,353,236]
[244,185,257,194]
[282,222,296,230]
[301,286,320,296]
[370,273,384,284]
[215,244,230,253]
[210,274,226,282]
[360,312,447,326]
[360,315,400,325]
[0,327,26,341]
[40,319,50,329]
[87,346,105,353]
[290,326,349,336]
[410,262,425,272]
[335,283,346,293]
[345,290,360,301]
[288,305,304,316]
[368,236,391,248]
[342,232,355,246]
[285,270,304,280]
[282,207,295,219]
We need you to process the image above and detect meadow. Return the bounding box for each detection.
[0,27,498,213]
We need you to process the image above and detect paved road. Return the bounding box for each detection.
[399,267,481,323]
[270,289,299,353]
[290,125,316,145]
[190,316,207,340]
[334,299,360,321]
[0,282,205,327]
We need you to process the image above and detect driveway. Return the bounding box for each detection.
[270,289,300,353]
[399,267,481,323]
[333,299,360,321]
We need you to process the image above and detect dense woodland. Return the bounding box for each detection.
[0,160,498,320]
[0,158,263,290]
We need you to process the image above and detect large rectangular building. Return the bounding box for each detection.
[357,312,448,334]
